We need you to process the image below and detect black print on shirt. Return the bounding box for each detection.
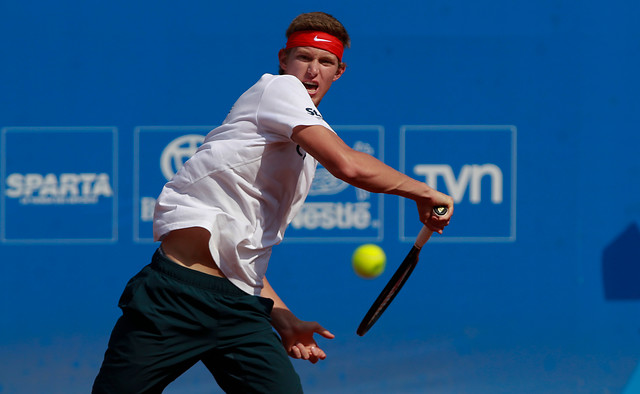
[305,108,322,118]
[296,145,307,159]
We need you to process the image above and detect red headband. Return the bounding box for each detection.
[286,30,344,61]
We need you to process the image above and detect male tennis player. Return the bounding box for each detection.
[93,11,453,394]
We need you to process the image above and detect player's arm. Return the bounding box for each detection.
[261,277,334,363]
[292,125,453,233]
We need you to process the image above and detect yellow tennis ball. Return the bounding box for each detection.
[352,244,386,279]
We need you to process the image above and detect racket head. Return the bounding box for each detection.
[356,247,420,336]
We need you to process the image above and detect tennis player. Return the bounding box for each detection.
[93,11,453,394]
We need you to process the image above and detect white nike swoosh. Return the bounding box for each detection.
[313,36,331,42]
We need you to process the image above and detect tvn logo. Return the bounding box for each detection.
[400,125,517,242]
[414,164,504,204]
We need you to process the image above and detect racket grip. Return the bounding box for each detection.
[415,206,447,248]
[415,226,434,249]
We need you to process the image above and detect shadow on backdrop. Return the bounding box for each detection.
[603,222,640,301]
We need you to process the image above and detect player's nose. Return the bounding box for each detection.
[307,60,319,76]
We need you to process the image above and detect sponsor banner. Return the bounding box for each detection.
[285,126,384,243]
[1,127,117,243]
[400,125,517,242]
[133,126,211,242]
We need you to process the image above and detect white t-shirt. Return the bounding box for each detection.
[153,73,333,295]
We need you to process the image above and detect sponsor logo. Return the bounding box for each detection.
[5,173,113,204]
[291,202,373,230]
[140,196,156,222]
[400,125,516,242]
[1,126,117,242]
[293,139,376,232]
[313,35,331,42]
[286,126,383,241]
[160,134,204,181]
[414,164,503,204]
[133,126,211,242]
[308,168,349,196]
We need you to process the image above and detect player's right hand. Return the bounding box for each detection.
[417,191,453,234]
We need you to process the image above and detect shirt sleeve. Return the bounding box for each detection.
[256,75,332,140]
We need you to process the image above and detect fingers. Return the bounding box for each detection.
[425,205,452,234]
[289,343,327,364]
[309,345,327,363]
[291,344,300,357]
[283,321,333,363]
[417,201,453,234]
[314,324,335,339]
[424,216,446,234]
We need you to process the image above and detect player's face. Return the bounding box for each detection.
[279,46,346,106]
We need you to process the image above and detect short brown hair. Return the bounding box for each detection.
[279,12,350,74]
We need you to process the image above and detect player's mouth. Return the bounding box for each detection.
[303,81,319,95]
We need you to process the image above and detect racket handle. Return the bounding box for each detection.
[415,226,434,249]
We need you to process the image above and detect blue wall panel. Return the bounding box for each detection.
[1,1,639,392]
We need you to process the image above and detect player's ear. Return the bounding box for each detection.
[278,49,288,73]
[333,62,347,82]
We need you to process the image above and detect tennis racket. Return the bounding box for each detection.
[356,206,448,336]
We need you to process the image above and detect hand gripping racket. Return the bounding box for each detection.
[356,206,448,336]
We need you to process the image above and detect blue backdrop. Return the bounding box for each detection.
[1,1,639,393]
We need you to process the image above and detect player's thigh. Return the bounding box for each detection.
[202,330,302,394]
[93,311,200,394]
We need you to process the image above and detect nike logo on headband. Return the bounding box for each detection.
[286,31,345,61]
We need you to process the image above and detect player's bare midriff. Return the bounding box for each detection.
[160,227,226,278]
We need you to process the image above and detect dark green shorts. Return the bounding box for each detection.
[92,249,302,394]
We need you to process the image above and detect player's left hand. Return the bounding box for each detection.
[271,308,335,364]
